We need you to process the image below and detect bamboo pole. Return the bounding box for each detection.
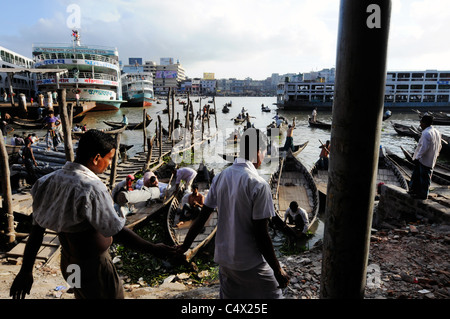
[109,132,122,190]
[158,115,162,161]
[143,109,147,152]
[213,97,218,129]
[167,89,171,139]
[0,130,15,244]
[144,135,156,171]
[59,89,74,162]
[171,89,175,138]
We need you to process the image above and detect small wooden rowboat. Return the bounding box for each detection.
[311,146,409,197]
[220,141,309,162]
[308,117,332,130]
[270,149,320,238]
[166,164,217,261]
[104,114,152,130]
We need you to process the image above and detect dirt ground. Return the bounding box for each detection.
[0,216,448,300]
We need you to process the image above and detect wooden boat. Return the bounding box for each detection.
[394,122,450,156]
[222,105,230,113]
[400,146,450,184]
[261,106,271,112]
[308,117,331,130]
[6,144,21,155]
[166,164,217,261]
[392,122,421,138]
[104,114,152,130]
[11,113,86,129]
[233,116,246,124]
[311,146,409,196]
[73,124,128,137]
[11,119,45,129]
[413,109,450,125]
[270,150,320,238]
[220,141,309,162]
[377,146,409,191]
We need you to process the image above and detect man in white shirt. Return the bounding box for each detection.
[10,130,174,299]
[410,115,442,200]
[172,166,197,193]
[284,201,309,234]
[177,128,290,299]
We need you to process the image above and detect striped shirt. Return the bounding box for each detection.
[31,162,125,237]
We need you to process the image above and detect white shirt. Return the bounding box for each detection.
[175,167,197,185]
[413,126,442,168]
[204,158,275,271]
[284,207,309,233]
[32,162,125,237]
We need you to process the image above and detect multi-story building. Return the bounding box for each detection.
[153,58,186,95]
[0,46,36,102]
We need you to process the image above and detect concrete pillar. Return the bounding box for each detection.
[320,0,392,299]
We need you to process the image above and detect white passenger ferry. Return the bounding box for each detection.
[121,64,154,107]
[276,69,450,112]
[0,46,35,101]
[32,30,124,112]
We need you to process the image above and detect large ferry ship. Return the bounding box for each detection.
[0,46,35,101]
[276,69,450,112]
[32,30,124,112]
[121,63,154,107]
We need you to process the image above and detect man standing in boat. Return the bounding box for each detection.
[283,119,296,152]
[311,108,317,123]
[176,128,290,299]
[409,115,442,200]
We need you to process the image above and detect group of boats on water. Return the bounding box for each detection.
[5,31,450,259]
[6,98,450,259]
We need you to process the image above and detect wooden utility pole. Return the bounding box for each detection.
[109,132,122,190]
[171,89,175,138]
[59,89,75,162]
[0,130,15,244]
[320,0,392,299]
[166,89,171,138]
[143,109,147,152]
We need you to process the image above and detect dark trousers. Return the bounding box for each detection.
[287,214,305,230]
[60,249,124,299]
[409,161,432,199]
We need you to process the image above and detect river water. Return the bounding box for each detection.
[48,96,450,246]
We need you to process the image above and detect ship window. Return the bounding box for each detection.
[423,95,435,102]
[411,73,424,80]
[426,73,438,79]
[440,73,450,79]
[398,73,410,81]
[410,85,422,92]
[437,95,449,102]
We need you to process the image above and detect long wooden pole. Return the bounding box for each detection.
[320,0,392,299]
[0,130,15,244]
[59,89,74,162]
[143,109,147,152]
[109,132,121,190]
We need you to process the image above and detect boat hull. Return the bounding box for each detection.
[123,93,153,107]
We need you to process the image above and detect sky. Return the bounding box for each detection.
[1,0,450,80]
